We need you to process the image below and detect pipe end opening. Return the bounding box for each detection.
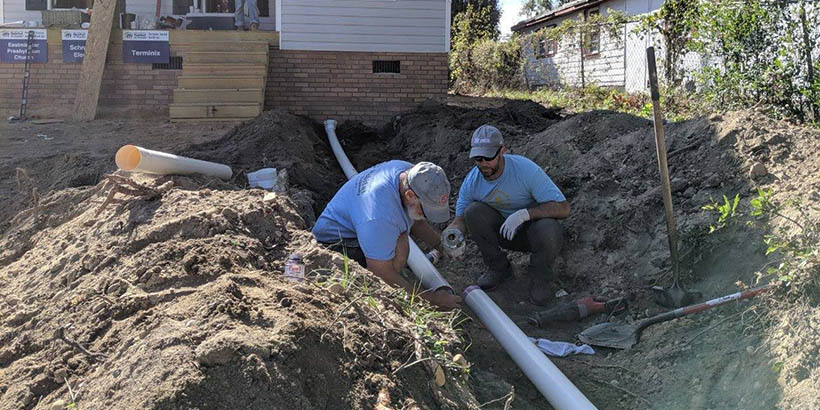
[115,145,141,171]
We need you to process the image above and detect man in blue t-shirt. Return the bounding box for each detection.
[313,161,461,310]
[443,125,570,305]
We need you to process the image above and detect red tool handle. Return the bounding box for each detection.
[641,284,773,328]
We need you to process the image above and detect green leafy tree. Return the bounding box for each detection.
[451,0,501,41]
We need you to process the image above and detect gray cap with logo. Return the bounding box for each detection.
[407,162,451,223]
[470,124,504,159]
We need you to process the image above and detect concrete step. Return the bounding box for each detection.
[169,102,262,120]
[174,41,270,53]
[182,63,268,77]
[173,88,264,104]
[177,75,266,89]
[181,51,268,64]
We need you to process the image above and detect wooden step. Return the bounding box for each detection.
[173,88,264,104]
[181,51,268,64]
[178,75,266,89]
[174,41,270,53]
[182,63,268,77]
[170,102,262,119]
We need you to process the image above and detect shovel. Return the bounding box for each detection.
[645,46,702,308]
[578,285,772,349]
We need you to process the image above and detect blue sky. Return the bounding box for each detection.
[499,0,525,37]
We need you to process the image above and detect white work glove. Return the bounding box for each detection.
[425,249,441,265]
[500,209,530,240]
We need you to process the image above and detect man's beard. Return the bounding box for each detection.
[479,164,498,177]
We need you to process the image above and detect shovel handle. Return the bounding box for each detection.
[646,47,681,281]
[641,285,773,328]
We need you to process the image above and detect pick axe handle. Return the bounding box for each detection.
[646,46,681,280]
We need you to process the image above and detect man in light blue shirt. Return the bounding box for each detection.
[313,160,461,310]
[443,125,570,305]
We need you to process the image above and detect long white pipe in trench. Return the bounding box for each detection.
[323,120,597,410]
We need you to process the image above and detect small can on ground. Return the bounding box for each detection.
[284,253,305,283]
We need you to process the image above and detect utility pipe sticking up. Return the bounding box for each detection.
[115,145,232,180]
[323,119,597,409]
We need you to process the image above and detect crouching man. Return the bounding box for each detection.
[443,125,569,305]
[312,160,461,310]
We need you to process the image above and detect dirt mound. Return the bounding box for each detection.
[349,105,815,409]
[181,109,347,217]
[0,172,477,410]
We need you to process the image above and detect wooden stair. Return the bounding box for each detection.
[170,41,269,121]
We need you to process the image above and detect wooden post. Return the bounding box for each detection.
[73,0,117,121]
[800,2,817,122]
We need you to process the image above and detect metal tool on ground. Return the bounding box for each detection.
[578,284,773,349]
[529,297,627,328]
[645,46,702,308]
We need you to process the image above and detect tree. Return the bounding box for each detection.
[451,0,501,40]
[519,0,573,18]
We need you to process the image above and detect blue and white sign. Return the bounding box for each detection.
[0,29,48,64]
[62,30,87,63]
[122,30,169,64]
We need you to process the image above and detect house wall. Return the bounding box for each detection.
[519,0,664,89]
[279,0,448,52]
[4,0,39,23]
[266,50,447,125]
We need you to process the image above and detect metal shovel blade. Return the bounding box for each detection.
[578,321,639,349]
[652,284,702,308]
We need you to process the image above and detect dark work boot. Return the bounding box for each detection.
[477,269,512,290]
[529,275,553,306]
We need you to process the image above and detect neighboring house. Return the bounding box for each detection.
[0,0,450,125]
[511,0,664,92]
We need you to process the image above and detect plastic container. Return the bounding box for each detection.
[283,253,305,283]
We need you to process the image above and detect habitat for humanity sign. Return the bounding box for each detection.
[0,29,47,64]
[122,30,169,64]
[62,30,87,63]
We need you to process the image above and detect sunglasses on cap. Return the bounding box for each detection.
[472,147,502,163]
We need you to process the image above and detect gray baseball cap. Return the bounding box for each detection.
[407,162,451,223]
[469,124,504,159]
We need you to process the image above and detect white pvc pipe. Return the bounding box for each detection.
[323,120,452,293]
[324,119,595,408]
[115,145,232,180]
[464,286,598,410]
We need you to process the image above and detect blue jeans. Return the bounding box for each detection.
[234,0,259,27]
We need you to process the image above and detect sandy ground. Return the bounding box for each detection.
[0,99,818,410]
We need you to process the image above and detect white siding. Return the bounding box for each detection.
[4,0,41,23]
[521,0,668,89]
[280,0,447,52]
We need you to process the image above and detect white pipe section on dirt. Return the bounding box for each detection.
[323,120,452,293]
[324,119,595,408]
[464,286,598,410]
[115,145,232,180]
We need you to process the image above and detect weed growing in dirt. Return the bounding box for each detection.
[702,188,819,297]
[485,85,701,121]
[701,193,740,233]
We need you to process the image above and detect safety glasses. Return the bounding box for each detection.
[472,147,501,163]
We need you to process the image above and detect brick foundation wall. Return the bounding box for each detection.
[266,50,448,126]
[0,37,180,119]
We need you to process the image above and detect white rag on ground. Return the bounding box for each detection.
[528,337,595,357]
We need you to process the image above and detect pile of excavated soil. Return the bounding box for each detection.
[1,101,817,410]
[0,171,477,409]
[344,102,818,409]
